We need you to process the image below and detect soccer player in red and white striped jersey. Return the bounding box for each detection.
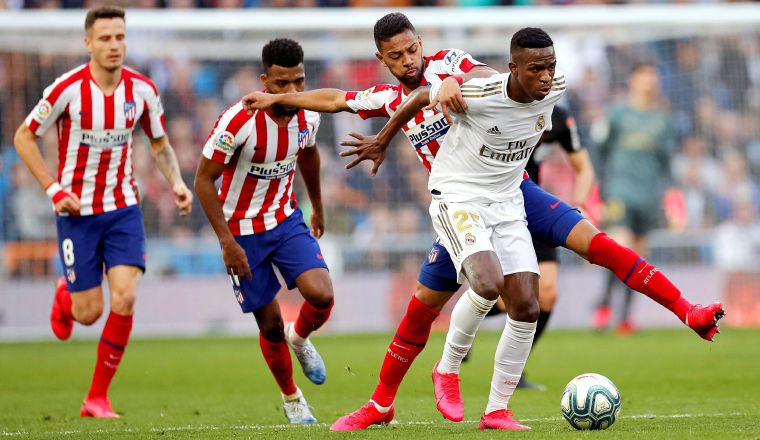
[13,6,192,418]
[194,38,333,424]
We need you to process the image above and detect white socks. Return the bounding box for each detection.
[438,289,496,374]
[485,315,536,414]
[282,387,302,402]
[288,324,307,346]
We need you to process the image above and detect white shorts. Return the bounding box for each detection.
[429,198,539,285]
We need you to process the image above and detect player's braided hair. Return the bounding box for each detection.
[84,6,125,32]
[262,38,304,70]
[374,12,416,50]
[510,27,553,51]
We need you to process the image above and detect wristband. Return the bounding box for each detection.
[45,182,70,204]
[452,75,464,85]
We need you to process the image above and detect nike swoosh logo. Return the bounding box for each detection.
[550,201,561,209]
[108,354,121,360]
[391,341,407,349]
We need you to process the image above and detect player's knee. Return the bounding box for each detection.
[303,283,333,310]
[74,303,103,325]
[259,320,285,342]
[110,291,137,315]
[469,277,501,301]
[510,297,540,323]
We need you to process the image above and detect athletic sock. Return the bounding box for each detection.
[371,295,440,408]
[292,298,334,344]
[485,316,536,414]
[587,233,691,322]
[259,335,298,396]
[438,289,496,374]
[87,311,133,399]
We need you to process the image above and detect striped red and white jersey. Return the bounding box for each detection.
[25,63,165,216]
[202,101,320,236]
[344,49,484,173]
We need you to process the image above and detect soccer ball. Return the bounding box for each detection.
[560,373,621,430]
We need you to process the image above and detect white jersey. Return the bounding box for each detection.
[428,71,566,205]
[202,102,320,236]
[24,64,165,216]
[344,49,484,172]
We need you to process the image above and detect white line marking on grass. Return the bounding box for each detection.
[0,412,746,436]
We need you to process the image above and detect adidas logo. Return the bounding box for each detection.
[486,126,501,135]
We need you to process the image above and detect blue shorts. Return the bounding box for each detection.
[417,178,584,292]
[230,209,328,314]
[56,205,146,292]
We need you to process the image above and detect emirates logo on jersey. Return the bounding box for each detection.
[124,100,137,123]
[535,114,546,131]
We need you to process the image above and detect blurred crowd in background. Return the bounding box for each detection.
[1,0,754,10]
[0,19,758,279]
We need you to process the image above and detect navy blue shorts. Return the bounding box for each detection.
[230,209,328,313]
[417,178,584,292]
[56,205,146,292]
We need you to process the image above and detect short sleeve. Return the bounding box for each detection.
[202,103,251,165]
[25,80,73,136]
[138,84,166,140]
[307,114,320,148]
[428,49,485,76]
[344,84,397,119]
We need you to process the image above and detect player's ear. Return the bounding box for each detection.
[508,61,518,77]
[375,51,385,66]
[84,35,92,54]
[259,73,267,86]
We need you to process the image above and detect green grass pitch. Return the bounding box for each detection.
[1,328,759,439]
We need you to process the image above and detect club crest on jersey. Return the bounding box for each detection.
[428,247,440,263]
[298,128,310,149]
[535,114,546,131]
[215,131,235,153]
[123,100,137,123]
[35,100,52,121]
[464,232,476,246]
[66,268,76,284]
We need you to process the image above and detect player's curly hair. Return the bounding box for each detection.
[374,12,416,50]
[510,27,553,51]
[262,38,304,71]
[84,6,125,32]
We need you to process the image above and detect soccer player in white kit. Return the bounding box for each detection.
[418,27,564,430]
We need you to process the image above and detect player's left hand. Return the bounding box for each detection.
[310,207,325,239]
[173,183,193,216]
[425,76,467,125]
[241,92,276,114]
[339,132,388,176]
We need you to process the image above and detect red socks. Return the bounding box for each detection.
[588,233,691,322]
[371,295,440,408]
[87,311,133,399]
[259,335,298,396]
[294,298,333,339]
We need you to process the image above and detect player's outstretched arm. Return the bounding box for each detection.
[340,86,431,176]
[297,146,325,239]
[242,89,352,114]
[432,66,499,124]
[149,135,192,216]
[194,157,252,280]
[13,123,81,214]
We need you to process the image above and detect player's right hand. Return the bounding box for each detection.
[55,193,81,214]
[241,92,276,114]
[425,76,467,125]
[221,239,252,280]
[339,132,388,176]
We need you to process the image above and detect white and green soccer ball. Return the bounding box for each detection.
[560,373,621,430]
